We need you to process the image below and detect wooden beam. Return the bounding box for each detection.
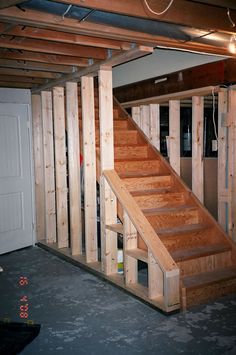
[227,89,236,241]
[123,211,138,285]
[0,75,44,84]
[31,46,153,93]
[41,91,56,244]
[149,104,160,151]
[53,87,69,249]
[122,86,223,107]
[148,250,163,299]
[0,22,131,50]
[131,106,141,126]
[218,91,228,230]
[54,0,236,35]
[0,49,89,67]
[32,94,45,241]
[99,68,117,274]
[0,35,108,60]
[81,75,98,263]
[66,82,82,255]
[0,67,61,79]
[0,58,75,73]
[169,100,180,175]
[140,105,150,138]
[192,96,204,203]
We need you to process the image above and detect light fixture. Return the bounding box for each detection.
[228,34,236,54]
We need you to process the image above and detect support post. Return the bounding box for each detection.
[228,89,236,241]
[66,82,82,255]
[148,250,163,299]
[192,96,204,203]
[99,68,117,274]
[169,100,180,175]
[149,103,160,151]
[123,211,137,285]
[218,91,228,230]
[41,91,56,243]
[53,87,69,248]
[132,106,141,126]
[32,94,45,241]
[140,105,149,138]
[81,75,98,262]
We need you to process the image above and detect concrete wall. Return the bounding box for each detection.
[113,49,225,88]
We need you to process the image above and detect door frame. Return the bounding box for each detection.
[0,88,36,247]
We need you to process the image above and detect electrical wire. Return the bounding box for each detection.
[62,5,72,20]
[227,8,235,28]
[143,0,174,16]
[211,88,218,141]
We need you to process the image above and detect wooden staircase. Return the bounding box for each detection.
[79,92,236,310]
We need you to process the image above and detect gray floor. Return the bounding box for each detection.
[0,246,236,355]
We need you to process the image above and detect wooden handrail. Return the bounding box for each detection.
[103,169,179,273]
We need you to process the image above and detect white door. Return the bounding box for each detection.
[0,103,34,254]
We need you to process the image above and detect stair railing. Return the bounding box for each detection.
[101,169,180,313]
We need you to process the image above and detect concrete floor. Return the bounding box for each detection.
[0,246,236,355]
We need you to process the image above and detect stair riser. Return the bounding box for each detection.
[115,146,148,160]
[159,230,211,251]
[123,176,172,192]
[147,210,199,229]
[115,160,162,174]
[135,192,186,209]
[96,130,139,146]
[183,277,236,308]
[178,251,232,277]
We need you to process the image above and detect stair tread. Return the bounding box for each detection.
[156,223,209,236]
[119,171,166,179]
[143,204,196,216]
[130,187,175,196]
[182,266,236,289]
[171,243,231,262]
[126,248,148,263]
[115,157,158,162]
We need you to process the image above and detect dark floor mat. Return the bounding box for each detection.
[0,321,40,355]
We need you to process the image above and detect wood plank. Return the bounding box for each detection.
[0,0,26,9]
[192,96,204,203]
[0,67,60,79]
[81,75,98,262]
[53,87,68,249]
[41,91,56,243]
[123,211,138,285]
[114,145,148,160]
[99,68,117,275]
[227,89,236,241]
[140,105,149,138]
[66,82,82,255]
[0,35,108,60]
[115,158,161,174]
[217,90,228,230]
[149,104,160,151]
[100,176,118,275]
[148,250,163,299]
[169,100,180,175]
[106,223,123,234]
[122,175,172,192]
[131,106,141,126]
[31,94,45,241]
[122,86,223,107]
[0,48,89,67]
[125,248,148,263]
[171,243,230,262]
[134,191,186,209]
[0,58,74,73]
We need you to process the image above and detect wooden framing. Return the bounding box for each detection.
[66,82,82,255]
[192,96,204,203]
[228,89,236,241]
[53,87,69,249]
[131,106,141,126]
[148,250,163,299]
[99,68,117,274]
[41,91,56,243]
[218,90,228,230]
[149,104,160,151]
[169,100,180,175]
[140,105,150,138]
[123,211,138,285]
[81,76,98,262]
[31,94,45,241]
